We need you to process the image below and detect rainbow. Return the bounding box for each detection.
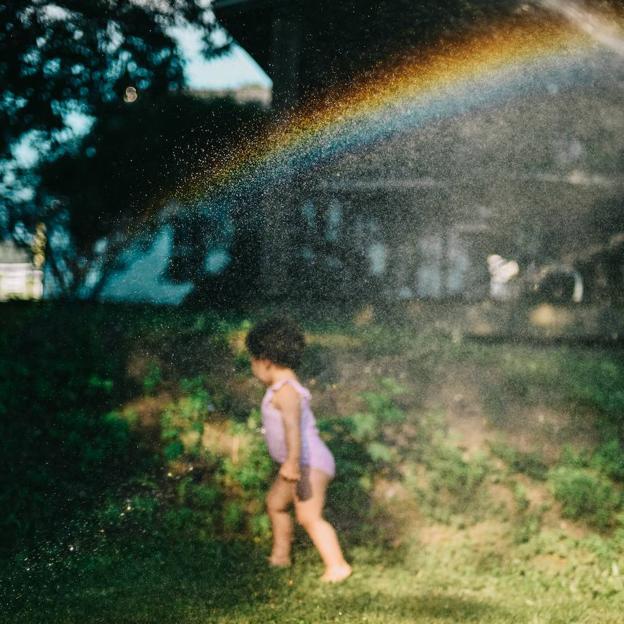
[173,8,622,212]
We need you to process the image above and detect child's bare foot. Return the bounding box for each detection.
[268,555,291,568]
[320,564,352,583]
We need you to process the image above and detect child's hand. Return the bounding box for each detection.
[279,460,301,482]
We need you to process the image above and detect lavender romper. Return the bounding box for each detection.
[261,379,335,478]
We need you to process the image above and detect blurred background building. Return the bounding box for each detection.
[99,1,624,306]
[0,239,43,301]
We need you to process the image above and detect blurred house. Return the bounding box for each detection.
[565,233,624,303]
[99,85,268,305]
[102,1,624,305]
[190,84,271,108]
[197,0,503,301]
[205,0,624,303]
[0,239,44,301]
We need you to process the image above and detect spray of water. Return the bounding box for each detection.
[170,3,624,216]
[537,0,624,55]
[179,19,589,208]
[104,1,624,304]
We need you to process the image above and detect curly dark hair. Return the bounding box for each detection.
[245,317,305,369]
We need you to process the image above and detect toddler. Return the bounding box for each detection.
[246,317,352,583]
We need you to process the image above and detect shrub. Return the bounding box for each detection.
[220,412,274,505]
[142,362,162,395]
[549,467,621,530]
[592,439,624,482]
[421,444,489,518]
[336,379,408,470]
[160,378,213,459]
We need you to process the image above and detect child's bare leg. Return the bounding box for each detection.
[294,468,351,582]
[266,475,295,566]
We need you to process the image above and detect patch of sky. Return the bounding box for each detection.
[170,25,271,90]
[41,4,72,22]
[205,247,230,274]
[11,21,266,172]
[12,106,93,169]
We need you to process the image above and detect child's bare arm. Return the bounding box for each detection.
[273,384,302,481]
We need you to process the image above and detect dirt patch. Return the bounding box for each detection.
[201,421,240,460]
[423,361,598,466]
[374,478,413,503]
[514,474,551,508]
[418,520,509,549]
[308,352,376,416]
[467,520,510,549]
[447,413,493,458]
[418,524,459,546]
[424,371,496,457]
[487,482,516,515]
[532,553,570,574]
[307,333,363,349]
[497,405,598,462]
[372,478,424,545]
[314,350,430,417]
[122,392,172,433]
[509,474,589,538]
[127,332,234,384]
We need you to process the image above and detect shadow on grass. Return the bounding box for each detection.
[202,583,511,624]
[2,538,281,624]
[320,592,510,623]
[2,529,515,624]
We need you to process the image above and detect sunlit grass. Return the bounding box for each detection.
[3,303,624,623]
[4,529,624,623]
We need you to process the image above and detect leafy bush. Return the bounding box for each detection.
[160,377,213,459]
[549,467,621,530]
[338,378,407,467]
[591,440,624,481]
[219,412,274,538]
[142,362,162,395]
[159,400,273,540]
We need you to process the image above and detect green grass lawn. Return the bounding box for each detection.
[3,303,624,623]
[4,527,624,624]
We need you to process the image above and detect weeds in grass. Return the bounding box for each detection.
[591,439,624,481]
[404,411,490,523]
[489,441,549,481]
[510,483,544,544]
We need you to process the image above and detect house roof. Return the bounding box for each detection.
[213,0,281,74]
[0,240,31,264]
[213,1,496,106]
